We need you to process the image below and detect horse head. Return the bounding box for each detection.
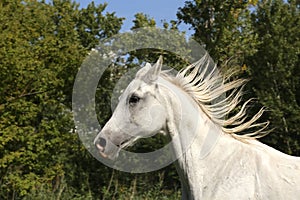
[94,56,168,159]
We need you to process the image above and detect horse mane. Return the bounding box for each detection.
[160,54,269,142]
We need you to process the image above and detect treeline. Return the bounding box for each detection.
[0,0,299,199]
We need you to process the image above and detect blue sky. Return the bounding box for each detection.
[76,0,189,32]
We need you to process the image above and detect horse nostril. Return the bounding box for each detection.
[95,137,107,152]
[97,137,106,148]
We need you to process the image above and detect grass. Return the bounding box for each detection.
[22,171,181,200]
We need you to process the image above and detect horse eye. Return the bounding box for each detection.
[129,95,140,105]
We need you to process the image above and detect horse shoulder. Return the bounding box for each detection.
[248,140,300,198]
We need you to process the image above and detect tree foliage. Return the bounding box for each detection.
[246,0,300,155]
[177,0,260,67]
[0,0,123,198]
[0,0,299,199]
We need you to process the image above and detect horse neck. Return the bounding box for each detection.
[171,106,223,199]
[159,77,239,198]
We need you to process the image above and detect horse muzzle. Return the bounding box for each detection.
[94,131,123,160]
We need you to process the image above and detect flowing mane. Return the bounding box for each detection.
[160,54,269,141]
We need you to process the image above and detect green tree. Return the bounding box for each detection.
[127,13,191,69]
[177,0,260,70]
[246,0,300,155]
[0,0,123,198]
[131,13,156,30]
[77,2,124,49]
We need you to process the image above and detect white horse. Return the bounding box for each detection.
[94,55,300,199]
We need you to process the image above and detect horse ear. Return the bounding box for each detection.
[135,62,152,79]
[135,56,163,83]
[144,55,163,83]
